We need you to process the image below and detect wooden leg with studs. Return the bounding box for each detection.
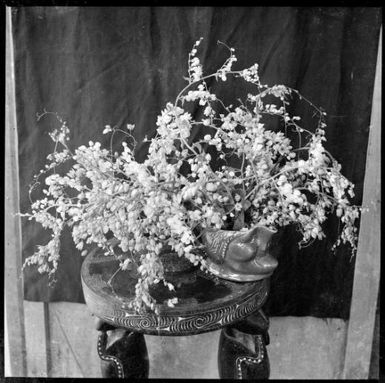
[218,309,270,379]
[95,319,149,378]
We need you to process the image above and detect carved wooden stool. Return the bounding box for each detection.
[81,248,271,379]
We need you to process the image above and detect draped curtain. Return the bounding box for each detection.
[13,6,381,318]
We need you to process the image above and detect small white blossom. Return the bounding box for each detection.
[103,125,112,134]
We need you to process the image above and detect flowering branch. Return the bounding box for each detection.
[22,38,360,313]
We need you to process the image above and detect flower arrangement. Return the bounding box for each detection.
[22,38,360,313]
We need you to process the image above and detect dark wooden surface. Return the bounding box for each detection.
[81,247,269,336]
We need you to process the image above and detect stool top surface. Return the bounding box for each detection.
[81,248,269,336]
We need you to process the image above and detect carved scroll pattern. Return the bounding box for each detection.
[100,282,268,334]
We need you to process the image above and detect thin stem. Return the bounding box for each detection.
[175,70,244,105]
[107,266,122,287]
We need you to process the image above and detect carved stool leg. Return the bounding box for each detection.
[218,309,270,379]
[96,320,149,378]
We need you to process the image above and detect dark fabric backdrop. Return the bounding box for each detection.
[13,6,381,319]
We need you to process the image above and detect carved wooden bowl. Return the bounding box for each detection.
[81,246,269,336]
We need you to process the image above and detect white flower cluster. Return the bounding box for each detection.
[187,38,204,83]
[216,42,237,81]
[23,38,360,312]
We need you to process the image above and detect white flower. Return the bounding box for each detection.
[167,297,178,307]
[281,183,293,196]
[206,182,217,192]
[189,210,202,221]
[204,106,212,116]
[182,185,199,200]
[234,202,243,211]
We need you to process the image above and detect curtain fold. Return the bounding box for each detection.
[13,6,381,318]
